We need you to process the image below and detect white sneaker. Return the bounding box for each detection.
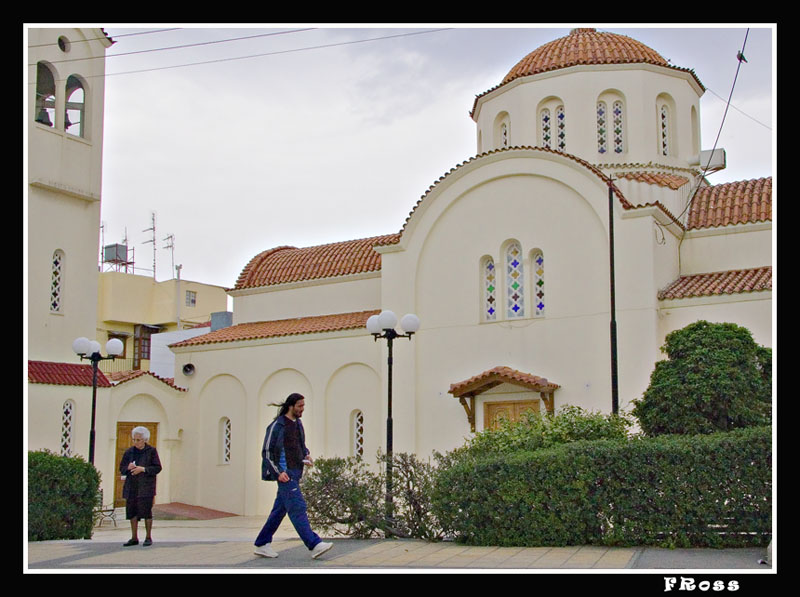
[310,541,333,559]
[254,543,279,558]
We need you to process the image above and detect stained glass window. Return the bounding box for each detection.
[501,122,508,147]
[556,105,566,151]
[483,257,497,321]
[540,108,551,149]
[506,242,524,318]
[597,101,608,154]
[613,101,624,154]
[532,250,545,317]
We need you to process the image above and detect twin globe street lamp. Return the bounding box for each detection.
[366,310,419,535]
[72,337,124,465]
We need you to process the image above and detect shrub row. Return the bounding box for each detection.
[28,450,100,541]
[431,426,771,548]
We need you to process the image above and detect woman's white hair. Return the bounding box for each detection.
[131,426,151,441]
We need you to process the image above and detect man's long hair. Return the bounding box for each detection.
[271,392,305,418]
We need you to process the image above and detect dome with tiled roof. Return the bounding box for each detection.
[503,28,673,84]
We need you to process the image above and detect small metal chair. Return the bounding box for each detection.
[94,489,118,527]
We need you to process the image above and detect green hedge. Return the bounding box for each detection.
[28,450,101,541]
[432,427,771,547]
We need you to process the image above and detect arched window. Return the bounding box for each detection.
[50,250,64,313]
[65,75,85,137]
[612,100,624,154]
[660,104,670,156]
[540,108,552,149]
[556,105,566,151]
[597,101,608,154]
[352,410,364,458]
[60,400,74,456]
[482,256,497,321]
[531,250,545,317]
[35,62,56,127]
[506,242,524,318]
[220,417,232,463]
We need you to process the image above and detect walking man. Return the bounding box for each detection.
[254,393,333,559]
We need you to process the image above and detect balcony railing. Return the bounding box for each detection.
[97,358,137,374]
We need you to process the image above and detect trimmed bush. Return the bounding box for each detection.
[632,321,772,435]
[431,427,771,547]
[28,450,101,541]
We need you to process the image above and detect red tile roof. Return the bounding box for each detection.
[234,234,401,290]
[106,370,187,391]
[449,366,560,397]
[619,172,690,190]
[658,266,772,300]
[28,361,112,387]
[687,177,772,229]
[472,28,704,117]
[170,309,380,348]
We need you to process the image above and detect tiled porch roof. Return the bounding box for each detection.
[170,309,380,348]
[449,366,560,397]
[28,361,112,387]
[658,266,772,300]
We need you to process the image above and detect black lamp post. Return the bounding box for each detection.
[72,337,124,465]
[366,310,420,536]
[607,180,619,415]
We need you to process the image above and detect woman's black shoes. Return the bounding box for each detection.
[123,539,139,546]
[143,538,152,546]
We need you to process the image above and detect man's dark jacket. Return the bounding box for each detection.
[261,416,309,481]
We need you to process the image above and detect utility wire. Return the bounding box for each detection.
[676,28,750,226]
[101,28,453,78]
[26,27,181,48]
[29,28,317,66]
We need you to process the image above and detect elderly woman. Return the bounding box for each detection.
[118,426,162,546]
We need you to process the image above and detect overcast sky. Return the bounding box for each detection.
[92,24,774,290]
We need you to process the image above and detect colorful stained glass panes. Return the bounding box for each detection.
[556,106,566,151]
[532,250,544,317]
[613,101,624,154]
[483,258,497,321]
[597,102,607,154]
[541,108,551,148]
[506,242,524,318]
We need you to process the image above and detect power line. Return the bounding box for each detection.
[101,28,453,78]
[677,28,751,228]
[26,27,181,49]
[28,28,317,66]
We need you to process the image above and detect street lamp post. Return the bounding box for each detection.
[608,180,619,415]
[366,310,419,536]
[72,337,124,465]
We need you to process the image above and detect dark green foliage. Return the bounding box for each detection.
[302,451,443,540]
[28,450,101,541]
[632,321,772,436]
[431,427,771,547]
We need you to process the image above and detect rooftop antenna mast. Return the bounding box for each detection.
[163,233,175,278]
[142,212,157,280]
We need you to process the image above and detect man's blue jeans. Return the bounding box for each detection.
[254,469,321,550]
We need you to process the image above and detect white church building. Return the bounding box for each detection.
[28,28,772,518]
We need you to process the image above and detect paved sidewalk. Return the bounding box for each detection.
[26,511,773,571]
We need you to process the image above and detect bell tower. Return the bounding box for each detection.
[27,28,114,362]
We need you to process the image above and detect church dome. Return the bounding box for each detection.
[502,28,671,84]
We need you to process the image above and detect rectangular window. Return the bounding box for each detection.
[185,290,197,307]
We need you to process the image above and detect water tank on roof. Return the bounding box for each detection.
[103,243,128,264]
